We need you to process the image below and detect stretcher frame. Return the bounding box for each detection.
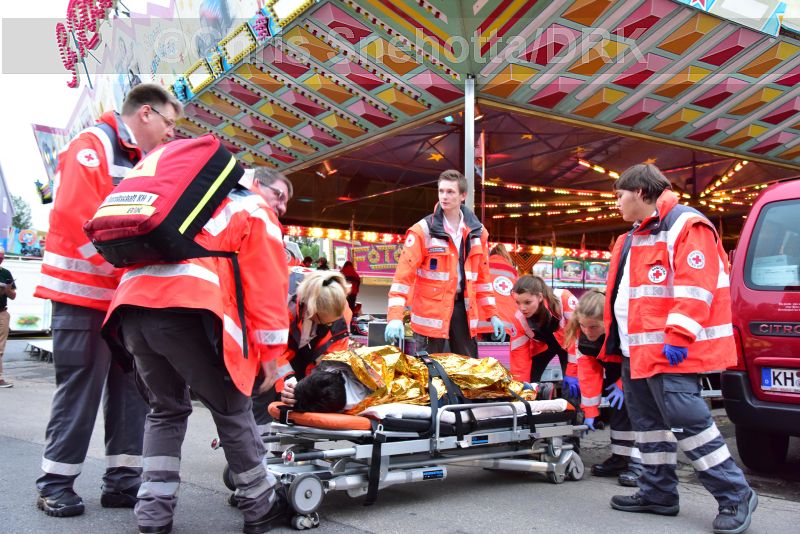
[237,400,586,530]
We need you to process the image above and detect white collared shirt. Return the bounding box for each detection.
[614,210,657,357]
[442,210,466,288]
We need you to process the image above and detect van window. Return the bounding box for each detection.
[744,199,800,290]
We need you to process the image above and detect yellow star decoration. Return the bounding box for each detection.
[521,134,534,140]
[428,153,444,162]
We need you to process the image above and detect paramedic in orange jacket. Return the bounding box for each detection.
[275,270,352,408]
[385,170,504,356]
[104,174,290,533]
[606,164,755,534]
[565,289,640,487]
[476,244,518,339]
[247,167,296,434]
[508,275,578,387]
[34,84,180,518]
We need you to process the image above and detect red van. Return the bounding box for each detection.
[723,179,800,472]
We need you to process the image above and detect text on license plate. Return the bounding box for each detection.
[761,368,800,393]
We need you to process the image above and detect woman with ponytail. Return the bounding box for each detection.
[564,289,640,487]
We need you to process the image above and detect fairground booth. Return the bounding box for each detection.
[43,0,800,328]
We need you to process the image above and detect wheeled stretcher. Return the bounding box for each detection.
[221,398,586,530]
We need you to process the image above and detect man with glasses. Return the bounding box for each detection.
[34,83,181,518]
[247,167,301,436]
[250,168,302,266]
[253,167,292,218]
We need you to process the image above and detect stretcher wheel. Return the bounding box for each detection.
[222,464,236,491]
[567,454,585,481]
[288,474,324,515]
[291,512,320,530]
[547,470,566,484]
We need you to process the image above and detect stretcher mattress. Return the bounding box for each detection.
[268,399,574,434]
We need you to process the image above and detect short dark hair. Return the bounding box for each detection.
[439,169,468,194]
[614,164,672,203]
[122,83,182,117]
[254,167,293,199]
[294,371,347,413]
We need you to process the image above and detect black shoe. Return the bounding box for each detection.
[610,493,679,516]
[139,521,173,534]
[591,454,628,477]
[617,469,639,487]
[242,486,290,534]
[101,484,139,508]
[712,490,758,534]
[36,489,85,517]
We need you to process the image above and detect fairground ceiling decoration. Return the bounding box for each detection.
[168,0,800,171]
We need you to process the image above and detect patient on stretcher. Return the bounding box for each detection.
[286,345,554,414]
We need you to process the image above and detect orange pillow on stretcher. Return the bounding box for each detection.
[268,402,373,431]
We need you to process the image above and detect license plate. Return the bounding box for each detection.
[761,367,800,393]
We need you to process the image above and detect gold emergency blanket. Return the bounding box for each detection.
[322,345,536,415]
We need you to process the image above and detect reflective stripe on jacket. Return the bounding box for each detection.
[387,204,498,339]
[508,288,577,382]
[603,190,736,379]
[34,112,141,311]
[105,190,289,395]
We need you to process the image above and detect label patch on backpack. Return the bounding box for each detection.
[102,192,159,206]
[94,204,157,218]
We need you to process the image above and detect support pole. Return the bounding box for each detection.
[463,75,475,210]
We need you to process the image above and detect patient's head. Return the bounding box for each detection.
[293,371,347,413]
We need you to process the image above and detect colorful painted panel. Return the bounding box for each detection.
[167,0,800,169]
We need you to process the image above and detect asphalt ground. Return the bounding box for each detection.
[1,338,798,534]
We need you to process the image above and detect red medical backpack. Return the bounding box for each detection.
[84,134,244,267]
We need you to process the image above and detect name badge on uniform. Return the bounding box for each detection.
[427,247,446,254]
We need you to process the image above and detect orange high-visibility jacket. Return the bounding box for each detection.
[508,288,578,382]
[570,337,623,418]
[35,112,142,311]
[603,190,736,379]
[105,190,289,395]
[275,297,352,382]
[387,204,498,338]
[476,253,518,335]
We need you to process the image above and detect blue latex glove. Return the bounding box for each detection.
[563,375,580,398]
[490,316,505,340]
[663,344,688,366]
[606,383,624,409]
[384,319,405,344]
[584,417,596,430]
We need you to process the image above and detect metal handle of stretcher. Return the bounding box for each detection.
[434,401,528,446]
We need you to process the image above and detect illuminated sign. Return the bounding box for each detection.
[55,0,118,88]
[265,0,315,27]
[674,0,789,36]
[219,23,259,66]
[185,59,216,94]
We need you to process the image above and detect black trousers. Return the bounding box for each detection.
[530,347,568,383]
[119,307,276,526]
[37,301,147,497]
[413,298,477,357]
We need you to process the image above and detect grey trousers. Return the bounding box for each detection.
[622,357,750,507]
[119,307,277,527]
[37,301,147,497]
[413,298,478,357]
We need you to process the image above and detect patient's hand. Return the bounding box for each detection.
[281,380,297,407]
